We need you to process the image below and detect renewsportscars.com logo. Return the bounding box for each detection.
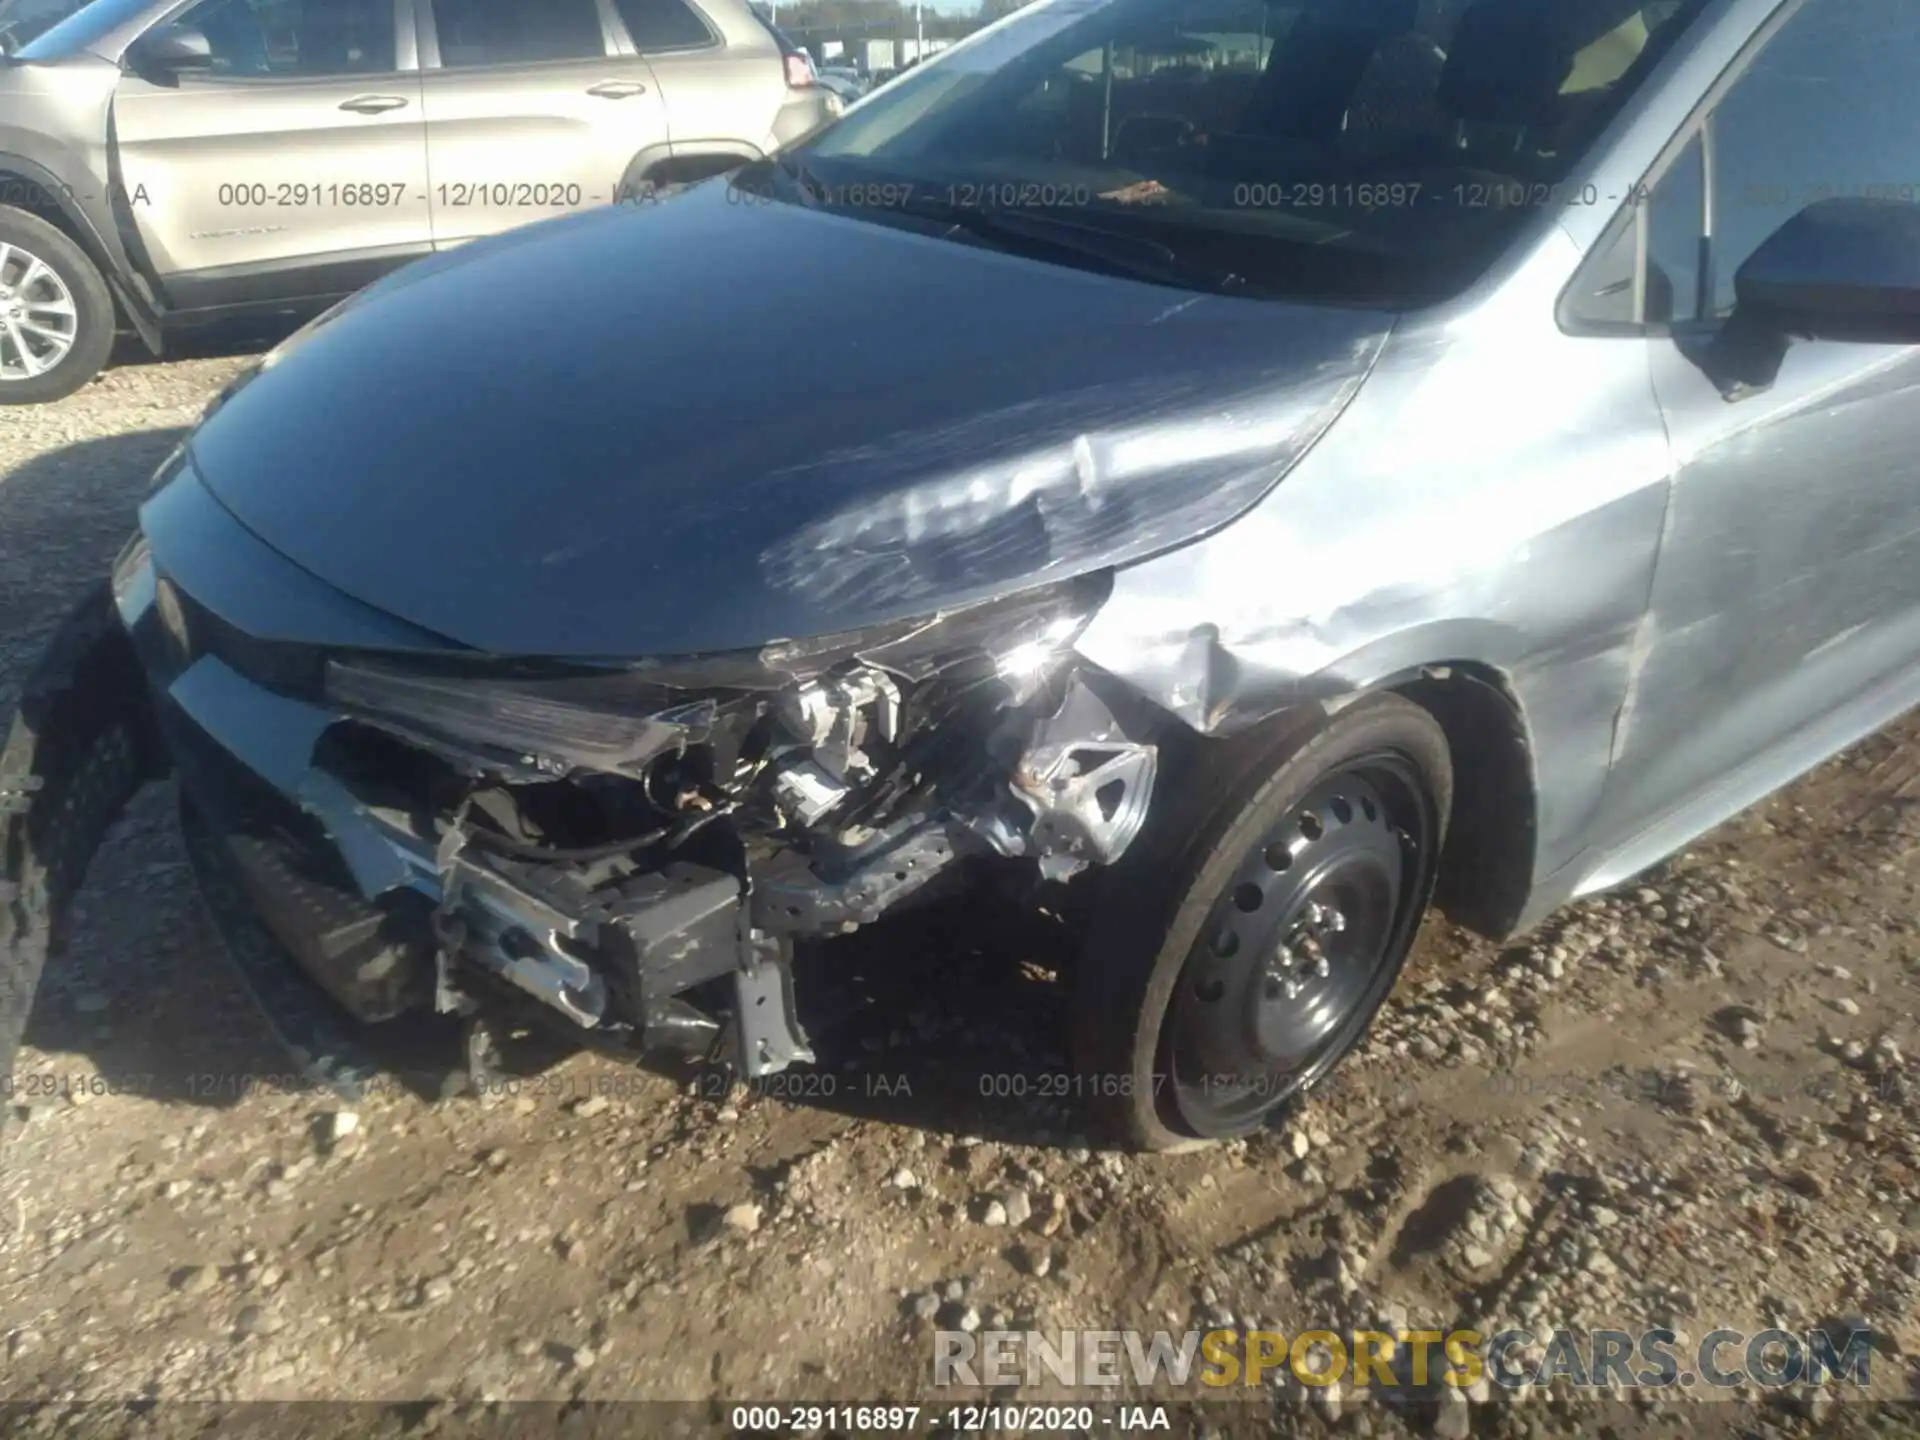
[934,1325,1879,1392]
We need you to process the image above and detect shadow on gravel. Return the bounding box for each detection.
[5,426,1133,1152]
[2,425,302,1123]
[106,314,308,374]
[777,892,1100,1145]
[27,832,1112,1147]
[20,784,336,1122]
[0,428,191,697]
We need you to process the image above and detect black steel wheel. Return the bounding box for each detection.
[1072,695,1451,1151]
[1164,756,1431,1136]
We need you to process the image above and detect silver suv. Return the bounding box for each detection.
[0,0,832,402]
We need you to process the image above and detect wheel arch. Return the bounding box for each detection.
[1184,659,1540,941]
[1377,662,1539,941]
[615,142,762,199]
[0,153,163,353]
[1100,614,1545,941]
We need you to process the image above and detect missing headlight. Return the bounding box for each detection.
[323,659,717,778]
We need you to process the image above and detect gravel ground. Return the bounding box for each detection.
[3,352,1919,1437]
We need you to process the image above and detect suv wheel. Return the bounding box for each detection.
[1072,695,1452,1152]
[0,206,117,406]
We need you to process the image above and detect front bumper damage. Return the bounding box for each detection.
[4,526,1163,1094]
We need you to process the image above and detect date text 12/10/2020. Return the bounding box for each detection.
[728,1405,1173,1432]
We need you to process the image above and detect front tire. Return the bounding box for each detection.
[1072,695,1451,1152]
[0,206,116,405]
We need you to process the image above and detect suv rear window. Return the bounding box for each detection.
[746,7,800,55]
[432,0,605,66]
[615,0,712,51]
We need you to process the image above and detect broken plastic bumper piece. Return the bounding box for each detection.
[108,538,814,1080]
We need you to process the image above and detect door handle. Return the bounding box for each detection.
[339,94,409,114]
[586,80,649,98]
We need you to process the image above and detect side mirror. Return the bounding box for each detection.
[1700,198,1920,401]
[1734,197,1920,342]
[129,22,214,74]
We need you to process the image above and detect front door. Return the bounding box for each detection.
[1598,0,1920,852]
[111,0,430,303]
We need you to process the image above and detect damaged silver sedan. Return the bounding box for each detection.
[7,0,1920,1150]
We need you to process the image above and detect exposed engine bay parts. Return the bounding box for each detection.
[81,559,1163,1087]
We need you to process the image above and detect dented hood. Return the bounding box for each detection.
[187,182,1393,658]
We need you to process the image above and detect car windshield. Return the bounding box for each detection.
[771,0,1710,306]
[0,0,91,52]
[8,0,151,59]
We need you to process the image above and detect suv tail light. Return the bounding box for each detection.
[784,51,816,88]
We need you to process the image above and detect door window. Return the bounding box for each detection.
[1702,0,1920,317]
[1643,132,1703,324]
[1568,0,1920,330]
[430,0,605,67]
[172,0,396,77]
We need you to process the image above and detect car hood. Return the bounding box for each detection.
[188,181,1394,658]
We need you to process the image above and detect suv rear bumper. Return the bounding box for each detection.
[770,91,836,148]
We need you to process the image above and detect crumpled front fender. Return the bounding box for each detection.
[0,583,167,1094]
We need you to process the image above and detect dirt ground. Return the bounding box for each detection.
[2,350,1918,1438]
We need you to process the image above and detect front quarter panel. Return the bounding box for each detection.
[1077,229,1675,888]
[0,57,127,276]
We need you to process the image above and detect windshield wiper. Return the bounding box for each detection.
[902,198,1254,297]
